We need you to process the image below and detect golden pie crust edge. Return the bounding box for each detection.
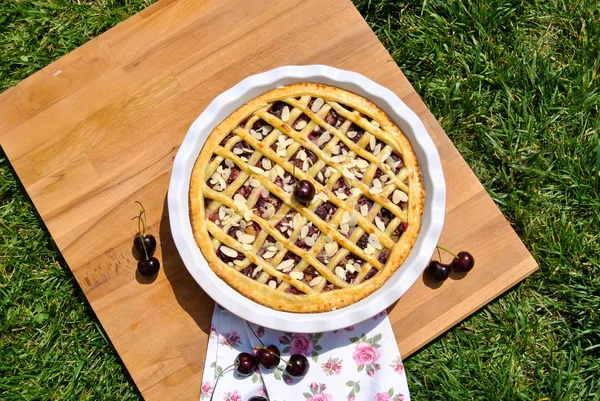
[189,83,425,313]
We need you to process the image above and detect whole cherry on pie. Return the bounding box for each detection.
[293,180,316,204]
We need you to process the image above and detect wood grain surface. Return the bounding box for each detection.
[0,0,538,399]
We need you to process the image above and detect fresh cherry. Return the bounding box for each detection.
[427,260,450,281]
[134,234,157,257]
[248,397,267,401]
[235,352,258,376]
[138,257,160,276]
[293,180,316,204]
[256,345,281,370]
[285,354,309,378]
[451,251,475,272]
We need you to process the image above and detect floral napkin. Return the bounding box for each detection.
[201,304,410,401]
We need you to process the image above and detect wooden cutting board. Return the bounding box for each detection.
[0,0,538,399]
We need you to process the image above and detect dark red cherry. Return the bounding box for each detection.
[452,251,475,272]
[427,260,450,281]
[235,352,257,376]
[285,354,309,378]
[134,234,157,257]
[257,345,280,370]
[293,180,316,204]
[248,397,267,401]
[137,257,160,276]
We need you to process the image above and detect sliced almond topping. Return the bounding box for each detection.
[281,106,290,122]
[317,192,329,202]
[369,187,383,195]
[309,276,325,287]
[340,223,349,234]
[336,191,348,200]
[317,132,331,147]
[360,204,369,217]
[262,251,276,259]
[317,171,324,181]
[284,184,295,193]
[262,204,275,219]
[325,234,333,243]
[220,246,238,258]
[311,97,324,112]
[374,143,382,155]
[242,243,252,251]
[380,174,389,183]
[225,159,234,168]
[368,233,382,250]
[275,242,284,250]
[393,189,408,204]
[295,120,307,130]
[356,159,370,169]
[297,149,307,161]
[351,187,362,197]
[375,217,386,232]
[249,179,261,187]
[238,233,255,244]
[233,147,243,155]
[277,149,286,157]
[233,259,246,266]
[304,237,314,246]
[324,167,334,178]
[300,225,309,238]
[252,266,262,277]
[218,206,226,221]
[371,120,380,128]
[243,209,253,221]
[262,125,273,133]
[325,242,339,257]
[380,150,391,161]
[364,244,375,255]
[289,271,304,281]
[293,214,304,230]
[302,159,310,171]
[332,145,341,155]
[347,130,357,139]
[372,178,382,188]
[342,211,351,224]
[341,168,355,180]
[335,266,346,280]
[249,165,264,174]
[349,211,360,227]
[277,259,295,271]
[370,136,376,151]
[250,130,263,140]
[346,263,356,273]
[262,158,272,170]
[268,280,277,289]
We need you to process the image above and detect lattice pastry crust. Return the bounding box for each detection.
[190,83,424,313]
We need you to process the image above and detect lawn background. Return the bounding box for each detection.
[1,0,599,400]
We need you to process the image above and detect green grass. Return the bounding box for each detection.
[1,0,599,400]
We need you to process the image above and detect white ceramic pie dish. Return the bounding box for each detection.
[168,65,445,332]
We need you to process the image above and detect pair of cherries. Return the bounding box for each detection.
[133,202,160,276]
[235,345,309,377]
[427,246,475,282]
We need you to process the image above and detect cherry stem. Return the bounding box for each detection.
[209,363,236,401]
[436,244,458,259]
[245,321,265,347]
[436,247,442,262]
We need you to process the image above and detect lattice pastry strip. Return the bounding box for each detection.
[190,83,424,313]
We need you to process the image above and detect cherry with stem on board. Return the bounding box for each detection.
[133,201,160,277]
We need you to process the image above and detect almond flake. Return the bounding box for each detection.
[277,259,295,271]
[250,130,263,140]
[337,191,348,200]
[268,280,277,289]
[349,211,360,227]
[275,242,284,250]
[317,132,331,147]
[357,159,370,169]
[380,174,389,183]
[300,225,309,238]
[262,125,273,133]
[262,158,272,170]
[341,168,355,180]
[293,214,304,230]
[225,159,234,168]
[346,263,356,273]
[249,166,264,174]
[360,204,369,216]
[228,262,233,266]
[284,184,295,193]
[233,147,243,155]
[342,211,351,224]
[325,242,339,257]
[302,159,310,171]
[239,234,255,244]
[393,190,408,204]
[277,149,287,157]
[370,136,376,150]
[219,206,226,221]
[252,266,263,277]
[372,178,382,188]
[242,243,252,251]
[375,217,386,232]
[317,171,324,181]
[233,259,246,266]
[372,120,381,128]
[373,143,382,155]
[340,223,349,234]
[311,98,324,112]
[249,179,261,187]
[325,167,334,178]
[332,145,341,155]
[295,120,307,130]
[262,251,276,259]
[262,204,275,219]
[368,233,382,250]
[304,237,314,246]
[335,266,346,280]
[289,271,304,280]
[310,276,325,287]
[325,234,333,243]
[380,151,391,161]
[364,244,375,255]
[297,149,307,161]
[243,209,253,221]
[351,187,362,197]
[220,246,238,258]
[317,192,329,202]
[281,106,290,122]
[369,187,383,195]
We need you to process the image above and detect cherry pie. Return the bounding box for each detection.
[190,83,424,312]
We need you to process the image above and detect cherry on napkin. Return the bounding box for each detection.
[201,304,410,401]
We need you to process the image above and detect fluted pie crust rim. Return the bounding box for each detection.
[189,83,424,313]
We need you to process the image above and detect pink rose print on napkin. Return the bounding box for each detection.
[220,331,243,349]
[279,332,324,361]
[200,381,212,399]
[304,383,331,401]
[375,389,405,401]
[346,380,360,399]
[350,333,382,376]
[321,357,343,376]
[390,357,405,375]
[223,390,242,401]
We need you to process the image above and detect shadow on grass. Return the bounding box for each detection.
[159,193,214,335]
